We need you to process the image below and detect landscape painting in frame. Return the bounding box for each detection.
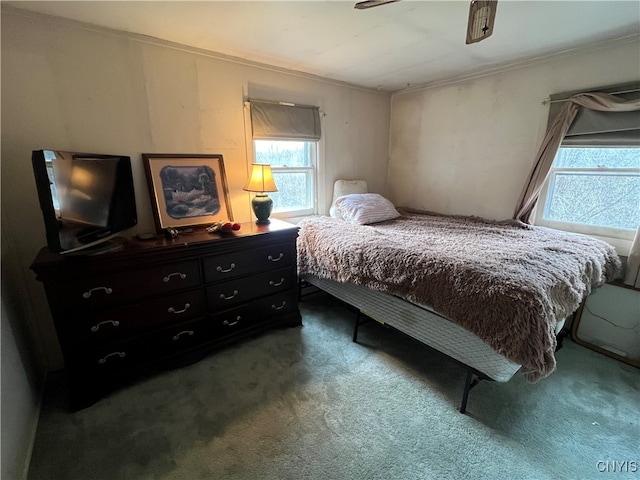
[143,154,233,232]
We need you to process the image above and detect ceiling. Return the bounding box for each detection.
[5,1,640,91]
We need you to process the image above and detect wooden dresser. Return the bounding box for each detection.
[31,219,301,410]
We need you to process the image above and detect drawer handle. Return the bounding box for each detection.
[223,316,242,327]
[219,290,239,301]
[168,303,191,314]
[216,263,236,273]
[271,301,287,311]
[90,320,120,333]
[172,330,195,341]
[269,278,286,287]
[83,287,113,299]
[163,272,187,282]
[268,253,284,262]
[98,351,126,365]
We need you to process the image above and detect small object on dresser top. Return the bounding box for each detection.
[206,221,241,234]
[165,227,179,239]
[163,226,196,239]
[137,232,158,241]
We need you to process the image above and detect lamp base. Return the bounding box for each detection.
[251,194,273,225]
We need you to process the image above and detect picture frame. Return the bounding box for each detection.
[142,153,233,232]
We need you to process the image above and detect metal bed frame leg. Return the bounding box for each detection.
[353,311,362,342]
[460,369,482,414]
[348,302,488,414]
[352,310,372,343]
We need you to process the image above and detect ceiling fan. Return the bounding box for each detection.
[354,0,498,44]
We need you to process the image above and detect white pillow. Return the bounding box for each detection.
[331,193,400,225]
[329,202,344,220]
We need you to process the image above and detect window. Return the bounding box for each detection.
[254,139,317,215]
[246,100,321,217]
[532,84,640,253]
[536,146,640,245]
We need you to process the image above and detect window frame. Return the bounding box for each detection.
[254,139,318,218]
[243,101,322,220]
[533,146,639,254]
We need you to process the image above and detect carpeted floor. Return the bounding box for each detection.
[28,292,639,480]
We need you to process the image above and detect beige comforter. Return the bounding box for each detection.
[297,210,623,381]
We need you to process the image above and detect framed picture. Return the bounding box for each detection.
[142,154,233,232]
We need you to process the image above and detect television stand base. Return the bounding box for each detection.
[64,236,127,256]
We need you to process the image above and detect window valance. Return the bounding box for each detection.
[248,99,321,140]
[548,82,640,146]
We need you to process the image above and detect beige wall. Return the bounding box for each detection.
[1,242,42,480]
[388,37,640,221]
[1,7,391,372]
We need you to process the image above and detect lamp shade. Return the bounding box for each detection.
[243,164,278,193]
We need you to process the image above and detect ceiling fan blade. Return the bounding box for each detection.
[354,0,401,10]
[466,0,498,44]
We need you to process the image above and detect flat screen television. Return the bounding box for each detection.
[32,149,138,255]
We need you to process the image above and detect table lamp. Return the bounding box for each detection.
[243,164,278,224]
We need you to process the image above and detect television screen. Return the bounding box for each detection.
[32,150,138,254]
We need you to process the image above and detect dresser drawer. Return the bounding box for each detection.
[206,268,295,310]
[210,290,298,336]
[209,303,260,336]
[53,260,201,311]
[70,316,215,376]
[252,290,298,318]
[154,317,219,356]
[62,290,207,344]
[202,242,295,283]
[69,336,155,377]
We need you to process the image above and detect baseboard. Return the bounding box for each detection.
[19,370,49,480]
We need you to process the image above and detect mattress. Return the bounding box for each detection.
[303,274,525,382]
[297,210,620,381]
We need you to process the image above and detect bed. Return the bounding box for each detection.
[297,181,623,412]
